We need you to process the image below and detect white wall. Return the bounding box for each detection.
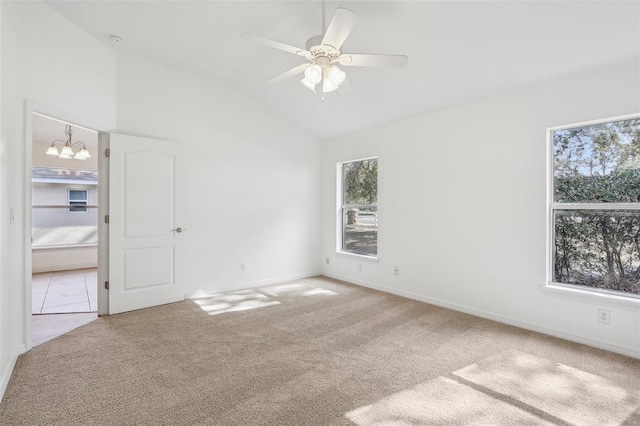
[115,55,321,296]
[0,1,117,396]
[321,58,640,358]
[32,247,97,274]
[0,0,4,395]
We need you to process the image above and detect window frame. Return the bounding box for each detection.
[68,188,89,213]
[546,113,640,301]
[337,156,378,259]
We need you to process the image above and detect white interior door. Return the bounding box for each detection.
[108,134,185,314]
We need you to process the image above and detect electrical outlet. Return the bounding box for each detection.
[393,266,400,275]
[597,308,610,324]
[240,262,246,271]
[357,263,362,272]
[325,257,330,265]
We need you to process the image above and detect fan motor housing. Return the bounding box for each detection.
[305,35,341,61]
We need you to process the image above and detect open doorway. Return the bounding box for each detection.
[31,113,99,345]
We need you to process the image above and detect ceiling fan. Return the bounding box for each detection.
[243,5,408,95]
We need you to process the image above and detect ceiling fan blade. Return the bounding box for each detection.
[321,8,357,50]
[242,33,309,57]
[337,53,408,68]
[267,63,312,83]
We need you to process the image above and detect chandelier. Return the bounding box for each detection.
[45,125,91,160]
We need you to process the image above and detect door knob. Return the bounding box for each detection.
[171,227,184,233]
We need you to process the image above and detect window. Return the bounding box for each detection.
[68,189,88,213]
[549,116,640,298]
[339,157,377,257]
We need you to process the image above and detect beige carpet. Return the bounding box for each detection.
[1,276,639,425]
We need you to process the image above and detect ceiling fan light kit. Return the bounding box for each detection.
[301,59,347,93]
[244,6,407,96]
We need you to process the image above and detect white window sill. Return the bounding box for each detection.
[541,283,640,311]
[336,251,379,263]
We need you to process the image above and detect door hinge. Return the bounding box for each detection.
[104,148,110,157]
[105,215,110,224]
[105,281,109,290]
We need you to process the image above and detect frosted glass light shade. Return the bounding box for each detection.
[60,145,74,156]
[304,65,323,85]
[327,65,346,86]
[301,78,316,92]
[322,77,339,93]
[74,147,91,160]
[45,145,60,156]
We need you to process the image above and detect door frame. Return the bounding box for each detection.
[24,102,109,350]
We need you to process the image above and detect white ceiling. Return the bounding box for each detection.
[45,0,640,140]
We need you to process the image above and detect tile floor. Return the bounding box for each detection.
[32,312,97,346]
[32,268,98,314]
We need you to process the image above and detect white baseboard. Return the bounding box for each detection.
[32,261,97,274]
[322,272,640,359]
[186,271,322,299]
[0,344,27,401]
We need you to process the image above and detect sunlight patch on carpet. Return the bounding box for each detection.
[453,349,639,426]
[191,289,280,315]
[259,282,337,300]
[347,350,640,425]
[346,376,554,425]
[191,282,336,315]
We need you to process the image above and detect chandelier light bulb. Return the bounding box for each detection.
[304,64,323,85]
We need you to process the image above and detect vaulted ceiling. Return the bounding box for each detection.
[45,1,640,139]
